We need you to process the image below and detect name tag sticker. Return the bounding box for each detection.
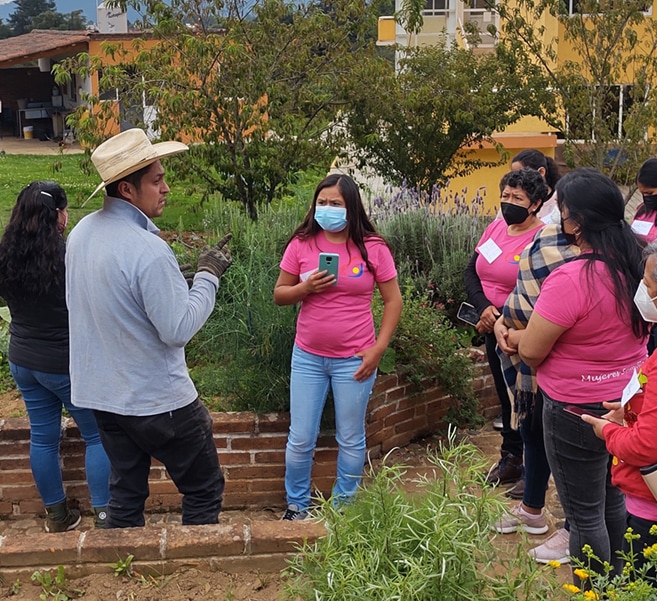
[621,369,642,407]
[300,269,314,282]
[477,238,503,264]
[631,220,652,236]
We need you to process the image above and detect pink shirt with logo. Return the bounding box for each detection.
[534,258,647,404]
[475,218,544,309]
[280,233,397,358]
[630,207,657,243]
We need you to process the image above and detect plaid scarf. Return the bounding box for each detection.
[497,224,580,422]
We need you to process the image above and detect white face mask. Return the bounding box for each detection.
[634,280,657,323]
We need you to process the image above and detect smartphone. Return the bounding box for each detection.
[457,302,480,327]
[563,405,609,421]
[318,252,339,286]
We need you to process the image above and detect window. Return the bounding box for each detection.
[561,84,642,141]
[563,0,650,16]
[423,0,449,16]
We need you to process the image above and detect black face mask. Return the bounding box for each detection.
[643,194,657,212]
[500,202,530,226]
[560,219,578,246]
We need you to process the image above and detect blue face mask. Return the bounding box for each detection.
[314,206,347,232]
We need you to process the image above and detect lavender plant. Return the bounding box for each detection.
[372,183,491,323]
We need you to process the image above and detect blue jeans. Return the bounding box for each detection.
[10,362,110,508]
[542,390,626,580]
[520,392,551,509]
[285,345,377,511]
[93,398,224,528]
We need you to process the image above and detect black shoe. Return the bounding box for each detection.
[505,478,525,499]
[485,451,523,485]
[45,501,81,533]
[281,504,308,521]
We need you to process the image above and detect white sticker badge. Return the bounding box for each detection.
[621,368,642,407]
[631,220,652,237]
[477,238,503,264]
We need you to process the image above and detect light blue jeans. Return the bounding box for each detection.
[285,345,377,511]
[10,362,111,509]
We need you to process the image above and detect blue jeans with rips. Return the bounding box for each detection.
[10,362,110,508]
[542,390,626,582]
[285,345,377,511]
[93,398,224,528]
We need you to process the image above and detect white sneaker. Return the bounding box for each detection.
[492,503,548,535]
[528,528,570,564]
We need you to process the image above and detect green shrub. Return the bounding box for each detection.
[375,184,489,323]
[284,429,560,601]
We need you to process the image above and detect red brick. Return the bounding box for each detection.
[223,491,282,508]
[146,494,181,511]
[309,477,333,497]
[366,425,394,447]
[61,468,86,481]
[253,450,285,464]
[0,418,30,441]
[382,432,417,453]
[17,499,43,515]
[220,452,252,465]
[313,448,338,462]
[2,483,38,500]
[166,523,244,559]
[223,479,249,493]
[230,435,287,451]
[384,407,414,427]
[367,402,397,423]
[385,385,409,403]
[0,530,80,567]
[80,526,164,563]
[249,520,325,554]
[0,470,33,485]
[395,417,429,436]
[256,413,290,433]
[247,478,285,495]
[60,439,85,453]
[310,461,337,478]
[212,412,256,434]
[226,465,285,480]
[0,456,30,470]
[149,480,179,494]
[372,373,399,395]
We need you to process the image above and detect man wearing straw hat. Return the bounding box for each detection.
[66,128,231,528]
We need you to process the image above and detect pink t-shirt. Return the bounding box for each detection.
[475,219,544,309]
[630,207,657,243]
[280,233,397,358]
[535,259,647,403]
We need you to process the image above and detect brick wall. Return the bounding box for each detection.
[0,348,498,519]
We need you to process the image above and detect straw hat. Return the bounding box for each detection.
[88,128,188,201]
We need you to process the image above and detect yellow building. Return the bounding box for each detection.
[377,0,656,214]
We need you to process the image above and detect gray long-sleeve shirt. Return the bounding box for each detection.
[65,196,218,416]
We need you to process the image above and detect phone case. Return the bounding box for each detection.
[563,405,607,420]
[318,253,339,286]
[457,302,479,326]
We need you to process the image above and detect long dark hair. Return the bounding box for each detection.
[635,158,657,225]
[0,181,67,301]
[512,149,561,193]
[286,173,386,272]
[556,168,648,338]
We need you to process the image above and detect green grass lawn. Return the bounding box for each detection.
[0,153,209,231]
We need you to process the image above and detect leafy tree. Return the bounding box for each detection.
[55,0,381,219]
[344,34,553,192]
[494,0,657,189]
[0,19,11,39]
[8,0,55,35]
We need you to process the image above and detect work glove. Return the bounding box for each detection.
[197,232,233,279]
[178,263,195,288]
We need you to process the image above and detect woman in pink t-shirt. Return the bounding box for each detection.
[274,173,402,520]
[519,168,649,585]
[464,169,547,488]
[630,158,657,245]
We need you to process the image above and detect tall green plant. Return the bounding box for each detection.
[187,201,306,411]
[375,184,489,322]
[284,429,560,601]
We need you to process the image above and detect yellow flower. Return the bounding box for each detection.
[563,583,581,594]
[583,591,598,600]
[574,568,589,580]
[548,560,562,569]
[650,524,657,537]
